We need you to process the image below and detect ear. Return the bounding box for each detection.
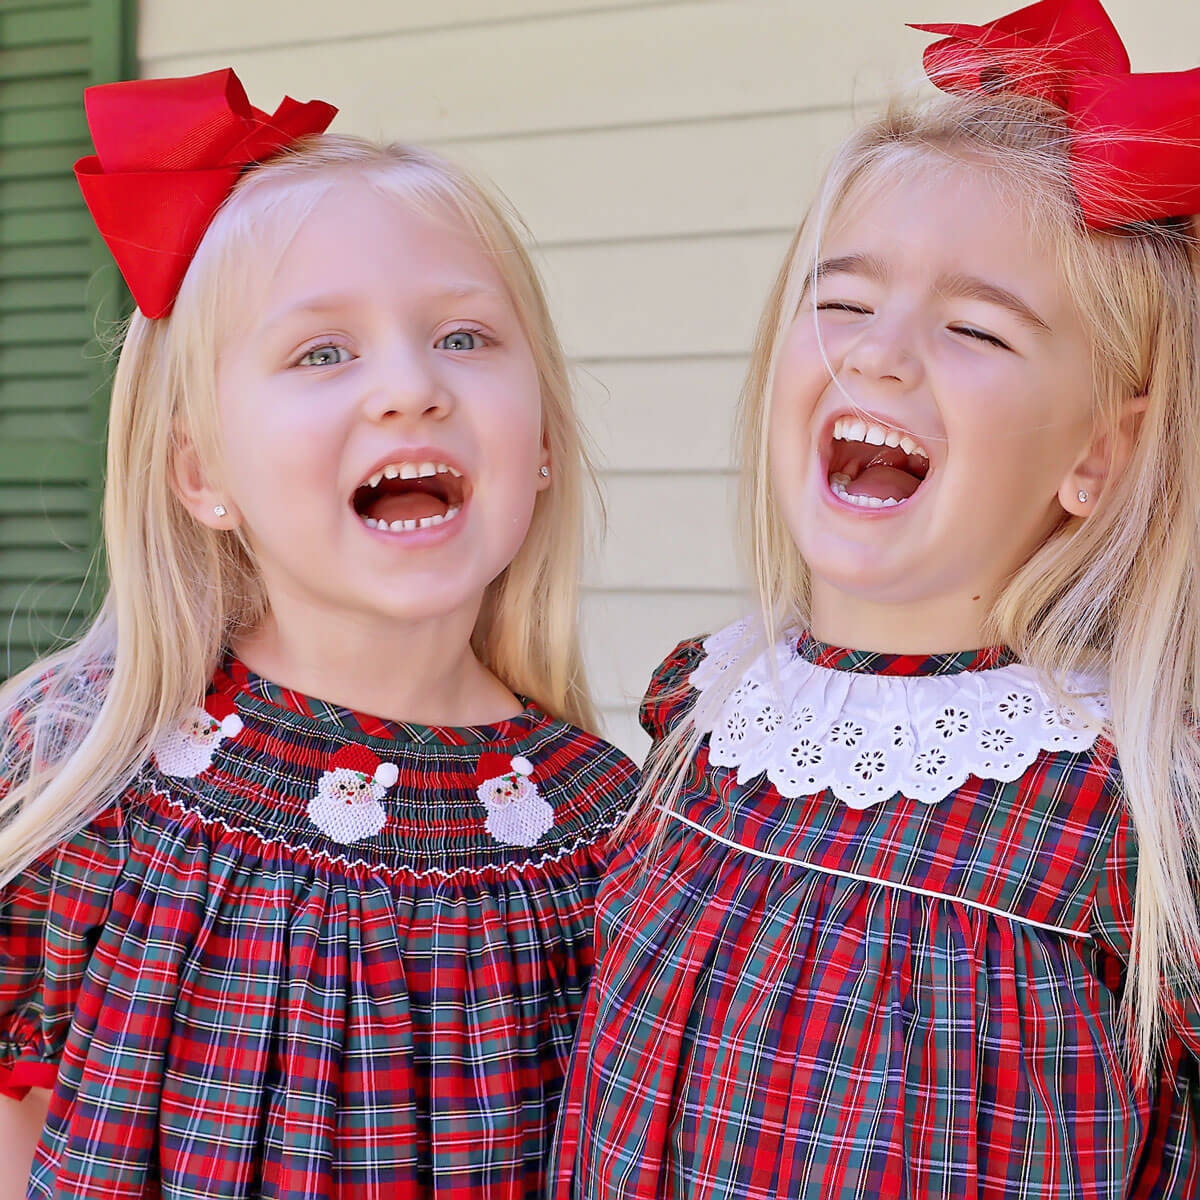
[172,435,240,529]
[1059,395,1147,518]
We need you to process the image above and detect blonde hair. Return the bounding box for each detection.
[0,136,599,885]
[637,90,1200,1071]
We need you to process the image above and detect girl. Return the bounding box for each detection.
[0,70,637,1198]
[552,0,1200,1196]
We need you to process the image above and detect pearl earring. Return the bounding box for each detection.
[1076,490,1088,504]
[538,466,550,478]
[213,504,227,518]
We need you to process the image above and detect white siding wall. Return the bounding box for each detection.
[138,0,1198,755]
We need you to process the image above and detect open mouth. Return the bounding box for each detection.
[826,416,931,510]
[351,460,468,532]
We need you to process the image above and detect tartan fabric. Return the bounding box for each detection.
[0,657,637,1199]
[551,634,1200,1200]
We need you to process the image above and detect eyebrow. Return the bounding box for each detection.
[259,284,506,334]
[810,254,1052,335]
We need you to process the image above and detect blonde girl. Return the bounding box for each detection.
[0,69,636,1198]
[552,0,1200,1196]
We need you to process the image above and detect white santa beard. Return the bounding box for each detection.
[154,730,221,779]
[307,777,388,844]
[484,795,555,848]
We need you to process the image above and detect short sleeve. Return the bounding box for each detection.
[638,637,708,744]
[0,684,126,1101]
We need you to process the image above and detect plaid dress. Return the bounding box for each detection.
[551,632,1200,1200]
[0,657,637,1199]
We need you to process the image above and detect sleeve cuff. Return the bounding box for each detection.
[0,1058,57,1101]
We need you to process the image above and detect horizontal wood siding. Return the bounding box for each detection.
[138,0,1193,753]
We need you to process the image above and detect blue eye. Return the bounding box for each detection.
[437,331,479,351]
[298,344,353,367]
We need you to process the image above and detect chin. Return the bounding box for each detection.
[796,524,936,606]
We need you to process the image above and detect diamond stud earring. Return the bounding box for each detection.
[213,504,228,518]
[1076,490,1089,504]
[538,466,550,478]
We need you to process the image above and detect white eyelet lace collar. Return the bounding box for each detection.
[689,620,1108,810]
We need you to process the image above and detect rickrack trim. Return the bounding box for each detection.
[142,785,620,883]
[660,806,1091,941]
[691,620,1108,809]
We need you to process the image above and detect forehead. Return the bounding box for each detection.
[253,177,510,315]
[821,160,1065,308]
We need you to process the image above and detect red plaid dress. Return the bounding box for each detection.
[0,657,637,1199]
[551,632,1200,1200]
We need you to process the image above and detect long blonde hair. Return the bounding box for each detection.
[639,90,1200,1070]
[0,136,598,885]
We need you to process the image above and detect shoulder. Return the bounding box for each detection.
[639,619,759,743]
[520,714,640,812]
[1,657,112,792]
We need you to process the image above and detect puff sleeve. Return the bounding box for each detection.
[638,637,708,745]
[0,692,127,1101]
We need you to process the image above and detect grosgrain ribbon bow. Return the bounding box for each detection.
[74,69,337,318]
[910,0,1200,228]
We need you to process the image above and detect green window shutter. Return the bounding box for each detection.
[0,0,133,678]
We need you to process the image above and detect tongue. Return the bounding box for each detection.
[370,492,449,523]
[844,464,922,502]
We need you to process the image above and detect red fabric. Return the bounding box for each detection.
[0,1058,57,1101]
[910,0,1200,228]
[328,743,381,776]
[73,68,336,318]
[476,751,515,781]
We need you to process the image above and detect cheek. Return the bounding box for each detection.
[216,371,349,525]
[768,323,832,494]
[462,354,544,507]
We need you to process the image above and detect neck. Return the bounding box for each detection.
[231,591,522,727]
[808,581,995,654]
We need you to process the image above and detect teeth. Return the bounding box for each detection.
[361,504,464,533]
[830,474,907,510]
[830,418,930,461]
[360,461,465,489]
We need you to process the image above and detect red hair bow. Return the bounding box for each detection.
[74,69,337,318]
[910,0,1200,228]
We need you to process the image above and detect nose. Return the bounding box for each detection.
[362,341,453,424]
[840,312,924,391]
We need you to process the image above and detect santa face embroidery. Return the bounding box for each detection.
[476,754,554,847]
[306,744,398,845]
[153,697,243,779]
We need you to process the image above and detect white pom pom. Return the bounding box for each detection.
[374,762,399,788]
[220,713,244,738]
[510,755,534,777]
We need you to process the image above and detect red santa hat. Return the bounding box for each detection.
[476,751,535,782]
[328,743,399,788]
[203,693,243,738]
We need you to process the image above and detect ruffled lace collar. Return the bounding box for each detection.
[690,620,1108,809]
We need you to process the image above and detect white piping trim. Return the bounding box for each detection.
[141,783,621,883]
[659,806,1091,941]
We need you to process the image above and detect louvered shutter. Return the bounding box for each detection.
[0,0,131,678]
